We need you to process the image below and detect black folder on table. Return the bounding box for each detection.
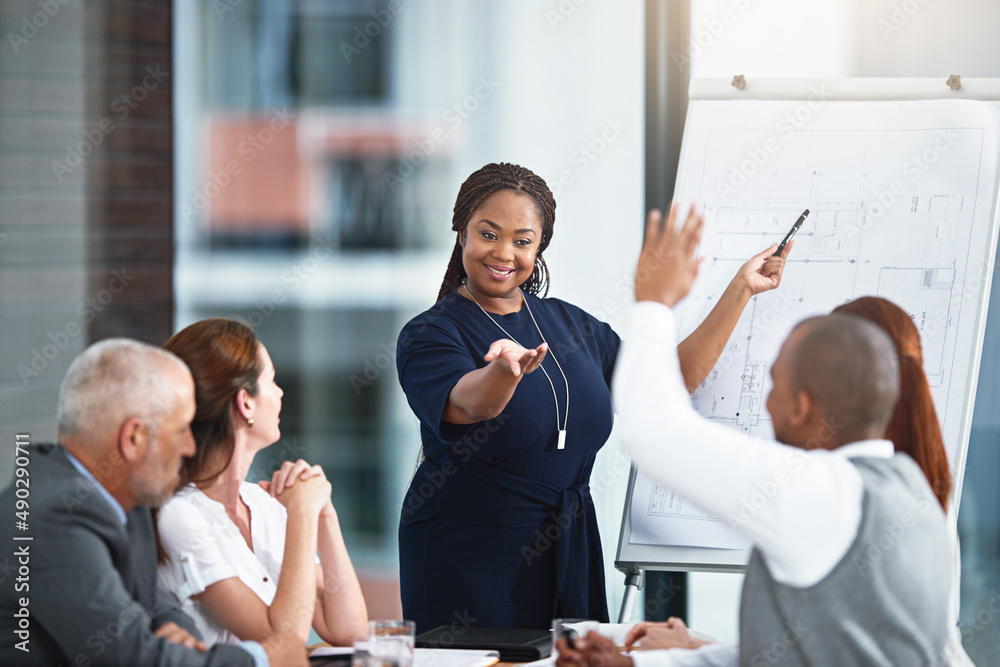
[416,626,552,662]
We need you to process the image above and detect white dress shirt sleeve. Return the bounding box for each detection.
[612,301,865,587]
[629,642,739,667]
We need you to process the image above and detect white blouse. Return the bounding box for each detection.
[156,482,290,646]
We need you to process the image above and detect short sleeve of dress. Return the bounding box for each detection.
[156,493,238,601]
[589,313,622,386]
[397,315,478,444]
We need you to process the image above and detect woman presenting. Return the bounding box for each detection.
[396,162,792,630]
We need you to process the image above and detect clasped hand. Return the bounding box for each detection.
[259,458,334,517]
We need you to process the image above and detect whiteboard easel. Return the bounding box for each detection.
[615,77,1000,622]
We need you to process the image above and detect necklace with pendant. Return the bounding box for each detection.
[463,284,570,450]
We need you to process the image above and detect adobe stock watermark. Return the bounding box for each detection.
[545,0,590,31]
[356,292,465,395]
[876,0,932,41]
[843,129,956,242]
[726,448,806,529]
[17,268,136,385]
[643,577,685,619]
[254,438,308,480]
[548,117,628,199]
[383,75,502,192]
[6,0,75,54]
[520,499,583,567]
[51,65,170,182]
[340,0,409,63]
[672,0,756,73]
[521,448,631,566]
[852,488,935,575]
[234,234,336,331]
[179,107,293,220]
[716,85,829,198]
[899,261,990,357]
[426,611,477,647]
[77,599,147,662]
[959,588,1000,647]
[748,620,809,667]
[399,415,512,522]
[213,0,245,20]
[706,290,801,380]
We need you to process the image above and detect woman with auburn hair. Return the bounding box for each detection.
[833,297,952,508]
[155,319,367,648]
[395,162,794,629]
[833,296,972,666]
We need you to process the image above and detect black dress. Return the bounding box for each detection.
[396,289,620,630]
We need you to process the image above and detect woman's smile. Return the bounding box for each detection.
[484,264,516,280]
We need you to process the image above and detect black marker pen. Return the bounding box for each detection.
[777,209,809,255]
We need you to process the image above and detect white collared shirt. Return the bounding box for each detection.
[615,302,967,667]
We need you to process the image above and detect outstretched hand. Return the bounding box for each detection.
[634,203,705,307]
[736,240,793,296]
[484,339,548,377]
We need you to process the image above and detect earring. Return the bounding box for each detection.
[247,418,254,427]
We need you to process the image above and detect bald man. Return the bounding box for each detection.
[557,206,951,666]
[0,339,306,666]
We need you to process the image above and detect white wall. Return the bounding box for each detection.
[434,0,647,622]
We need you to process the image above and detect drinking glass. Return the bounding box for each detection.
[367,619,416,667]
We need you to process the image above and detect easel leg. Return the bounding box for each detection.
[617,570,645,623]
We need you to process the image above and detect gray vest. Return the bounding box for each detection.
[739,455,951,666]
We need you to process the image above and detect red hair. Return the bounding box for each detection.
[162,318,262,488]
[155,319,262,565]
[834,297,951,510]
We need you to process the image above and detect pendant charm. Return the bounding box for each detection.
[557,429,567,450]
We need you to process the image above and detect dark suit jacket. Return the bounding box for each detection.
[0,444,255,666]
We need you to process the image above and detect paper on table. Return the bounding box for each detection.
[310,646,356,657]
[414,648,499,667]
[595,623,635,647]
[309,645,499,667]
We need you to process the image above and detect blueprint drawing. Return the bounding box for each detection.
[630,99,1000,549]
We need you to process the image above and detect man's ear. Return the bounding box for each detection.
[119,417,148,464]
[788,390,812,429]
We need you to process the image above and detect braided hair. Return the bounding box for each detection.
[435,162,556,302]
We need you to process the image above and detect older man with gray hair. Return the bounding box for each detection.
[0,339,306,666]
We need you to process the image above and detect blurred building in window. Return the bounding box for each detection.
[175,0,646,623]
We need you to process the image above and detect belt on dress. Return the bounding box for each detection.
[445,455,608,621]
